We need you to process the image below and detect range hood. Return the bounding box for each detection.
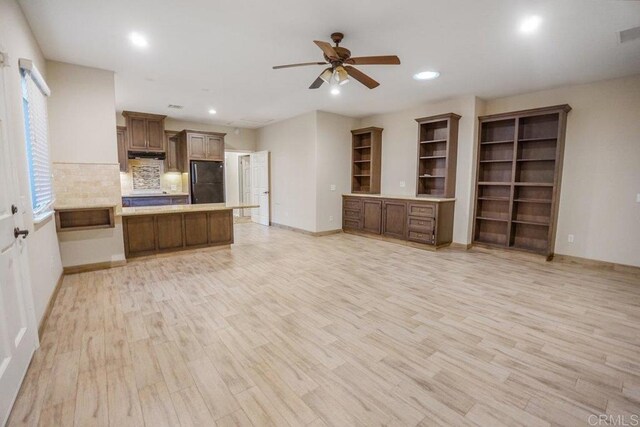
[128,151,166,160]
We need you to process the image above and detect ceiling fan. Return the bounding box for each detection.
[272,32,401,90]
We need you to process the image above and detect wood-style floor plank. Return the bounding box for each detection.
[6,223,640,427]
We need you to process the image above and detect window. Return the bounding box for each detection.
[19,59,53,222]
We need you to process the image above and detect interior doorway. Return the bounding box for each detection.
[239,154,251,217]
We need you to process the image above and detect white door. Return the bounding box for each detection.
[250,151,270,226]
[0,53,39,426]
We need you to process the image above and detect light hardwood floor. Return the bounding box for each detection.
[7,223,640,426]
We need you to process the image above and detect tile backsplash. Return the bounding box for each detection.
[120,159,188,195]
[53,162,121,208]
[131,159,162,192]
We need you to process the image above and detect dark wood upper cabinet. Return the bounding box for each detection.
[351,127,382,194]
[205,135,224,161]
[415,113,460,198]
[122,111,167,152]
[176,130,226,168]
[116,126,128,172]
[164,131,182,172]
[382,200,407,239]
[188,134,206,159]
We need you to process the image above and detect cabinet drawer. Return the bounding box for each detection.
[408,230,434,244]
[343,219,361,229]
[343,198,362,210]
[407,216,434,232]
[407,202,435,218]
[343,209,361,220]
[171,196,189,205]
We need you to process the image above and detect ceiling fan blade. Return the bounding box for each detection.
[309,67,332,89]
[346,55,401,65]
[313,40,339,60]
[345,66,379,89]
[273,61,326,70]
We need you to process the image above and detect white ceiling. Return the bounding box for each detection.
[18,0,640,127]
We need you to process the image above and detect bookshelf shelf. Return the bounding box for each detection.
[351,127,382,194]
[415,113,460,198]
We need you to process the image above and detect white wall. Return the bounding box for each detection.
[49,62,117,163]
[359,96,484,244]
[47,60,125,268]
[115,115,257,152]
[484,75,640,267]
[315,111,358,232]
[0,0,63,322]
[256,111,318,231]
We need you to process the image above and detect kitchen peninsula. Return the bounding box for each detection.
[121,202,258,258]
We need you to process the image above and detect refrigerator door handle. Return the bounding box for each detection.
[193,163,198,183]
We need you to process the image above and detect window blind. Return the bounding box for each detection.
[19,59,53,221]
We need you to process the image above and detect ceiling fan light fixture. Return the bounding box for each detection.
[330,85,341,96]
[334,66,350,85]
[320,68,333,83]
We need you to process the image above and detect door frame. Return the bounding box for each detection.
[238,154,251,217]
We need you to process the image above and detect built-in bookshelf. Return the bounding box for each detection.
[415,113,460,198]
[473,104,571,258]
[351,127,383,194]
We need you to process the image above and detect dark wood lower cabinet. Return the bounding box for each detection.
[382,201,407,239]
[156,214,183,250]
[184,213,208,247]
[362,200,382,234]
[342,195,454,248]
[123,209,234,258]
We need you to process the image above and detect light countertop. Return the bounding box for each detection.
[343,193,455,202]
[120,203,258,217]
[121,193,189,198]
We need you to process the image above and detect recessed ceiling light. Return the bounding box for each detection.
[208,109,217,115]
[129,32,148,48]
[413,71,440,81]
[330,86,341,96]
[520,15,542,34]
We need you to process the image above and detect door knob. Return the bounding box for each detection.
[11,205,18,215]
[14,227,29,239]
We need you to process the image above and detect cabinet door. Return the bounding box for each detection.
[128,117,147,150]
[208,210,233,244]
[116,127,128,172]
[205,136,223,160]
[382,200,406,239]
[362,199,382,234]
[188,134,206,159]
[146,119,164,151]
[124,216,156,256]
[184,213,208,247]
[165,134,180,172]
[156,214,184,250]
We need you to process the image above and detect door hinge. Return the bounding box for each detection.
[0,52,7,67]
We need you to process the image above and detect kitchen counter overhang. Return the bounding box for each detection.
[121,203,258,258]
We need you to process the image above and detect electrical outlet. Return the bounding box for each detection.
[568,234,574,243]
[637,193,640,203]
[329,216,333,222]
[170,184,177,191]
[330,184,336,191]
[400,181,406,188]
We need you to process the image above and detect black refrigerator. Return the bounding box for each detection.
[190,160,225,204]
